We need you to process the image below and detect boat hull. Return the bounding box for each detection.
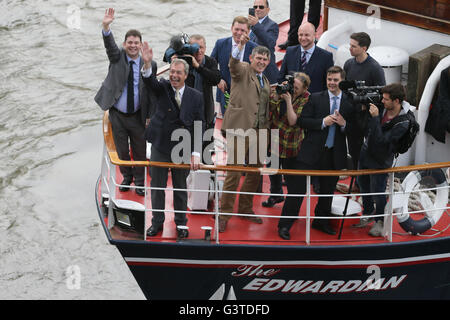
[112,238,450,300]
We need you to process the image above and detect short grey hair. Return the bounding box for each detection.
[251,45,270,59]
[171,58,189,74]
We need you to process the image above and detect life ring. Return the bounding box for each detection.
[395,169,449,235]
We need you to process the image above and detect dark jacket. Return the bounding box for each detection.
[210,37,258,108]
[278,44,333,93]
[143,74,205,156]
[296,90,355,169]
[249,16,279,84]
[185,55,221,126]
[425,66,450,143]
[360,101,411,169]
[94,31,157,125]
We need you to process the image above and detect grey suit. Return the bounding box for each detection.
[95,31,156,186]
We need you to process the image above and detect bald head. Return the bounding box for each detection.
[298,22,316,50]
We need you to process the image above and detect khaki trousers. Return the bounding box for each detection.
[220,131,267,221]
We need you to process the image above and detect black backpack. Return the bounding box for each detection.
[384,110,420,156]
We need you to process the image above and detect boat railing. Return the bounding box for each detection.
[100,112,450,245]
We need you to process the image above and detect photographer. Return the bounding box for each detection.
[344,32,385,180]
[355,83,411,237]
[262,73,310,208]
[185,34,221,159]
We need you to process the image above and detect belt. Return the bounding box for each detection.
[111,107,139,117]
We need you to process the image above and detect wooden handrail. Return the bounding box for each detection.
[102,112,450,176]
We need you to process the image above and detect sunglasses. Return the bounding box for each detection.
[253,5,265,9]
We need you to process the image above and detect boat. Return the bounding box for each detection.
[95,0,450,300]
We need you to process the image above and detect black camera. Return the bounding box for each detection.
[339,80,383,104]
[163,33,200,65]
[276,75,295,95]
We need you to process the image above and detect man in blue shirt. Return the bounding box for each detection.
[95,8,154,196]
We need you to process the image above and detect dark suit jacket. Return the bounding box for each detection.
[94,31,157,125]
[210,37,257,108]
[186,55,221,126]
[296,90,354,169]
[278,45,334,93]
[143,74,205,156]
[249,16,279,84]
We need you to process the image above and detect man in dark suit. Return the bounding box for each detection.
[248,0,279,84]
[185,34,221,161]
[141,43,205,239]
[278,22,333,94]
[211,16,258,116]
[95,8,156,196]
[278,66,354,239]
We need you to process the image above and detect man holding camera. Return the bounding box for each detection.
[355,83,410,237]
[218,32,271,233]
[248,0,279,84]
[183,34,221,159]
[344,32,385,176]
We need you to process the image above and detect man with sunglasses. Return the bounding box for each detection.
[248,0,279,84]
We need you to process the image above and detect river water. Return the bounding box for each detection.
[0,0,291,299]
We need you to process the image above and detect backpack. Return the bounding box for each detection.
[385,110,420,156]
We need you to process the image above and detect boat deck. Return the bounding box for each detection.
[100,117,450,247]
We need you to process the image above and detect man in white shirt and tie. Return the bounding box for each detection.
[277,66,355,239]
[141,44,205,239]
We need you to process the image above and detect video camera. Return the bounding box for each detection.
[163,33,200,66]
[276,75,295,95]
[339,80,384,104]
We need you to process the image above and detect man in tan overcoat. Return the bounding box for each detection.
[219,31,271,232]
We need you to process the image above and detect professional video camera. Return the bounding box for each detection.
[339,80,384,104]
[276,75,295,95]
[163,33,200,65]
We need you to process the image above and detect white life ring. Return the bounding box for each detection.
[395,169,449,235]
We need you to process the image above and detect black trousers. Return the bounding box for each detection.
[287,0,322,44]
[109,108,146,186]
[149,146,189,228]
[278,147,339,230]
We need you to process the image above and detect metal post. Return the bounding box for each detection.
[386,172,395,242]
[214,170,220,244]
[306,175,311,245]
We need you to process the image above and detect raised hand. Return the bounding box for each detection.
[102,8,115,31]
[141,41,153,68]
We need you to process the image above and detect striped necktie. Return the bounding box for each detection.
[301,50,307,71]
[325,96,338,148]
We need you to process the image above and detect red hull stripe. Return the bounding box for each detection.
[125,253,450,269]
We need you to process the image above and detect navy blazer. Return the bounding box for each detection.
[278,45,334,94]
[296,90,355,169]
[210,37,257,108]
[143,74,205,157]
[249,16,279,84]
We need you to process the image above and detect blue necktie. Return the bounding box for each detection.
[325,96,338,148]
